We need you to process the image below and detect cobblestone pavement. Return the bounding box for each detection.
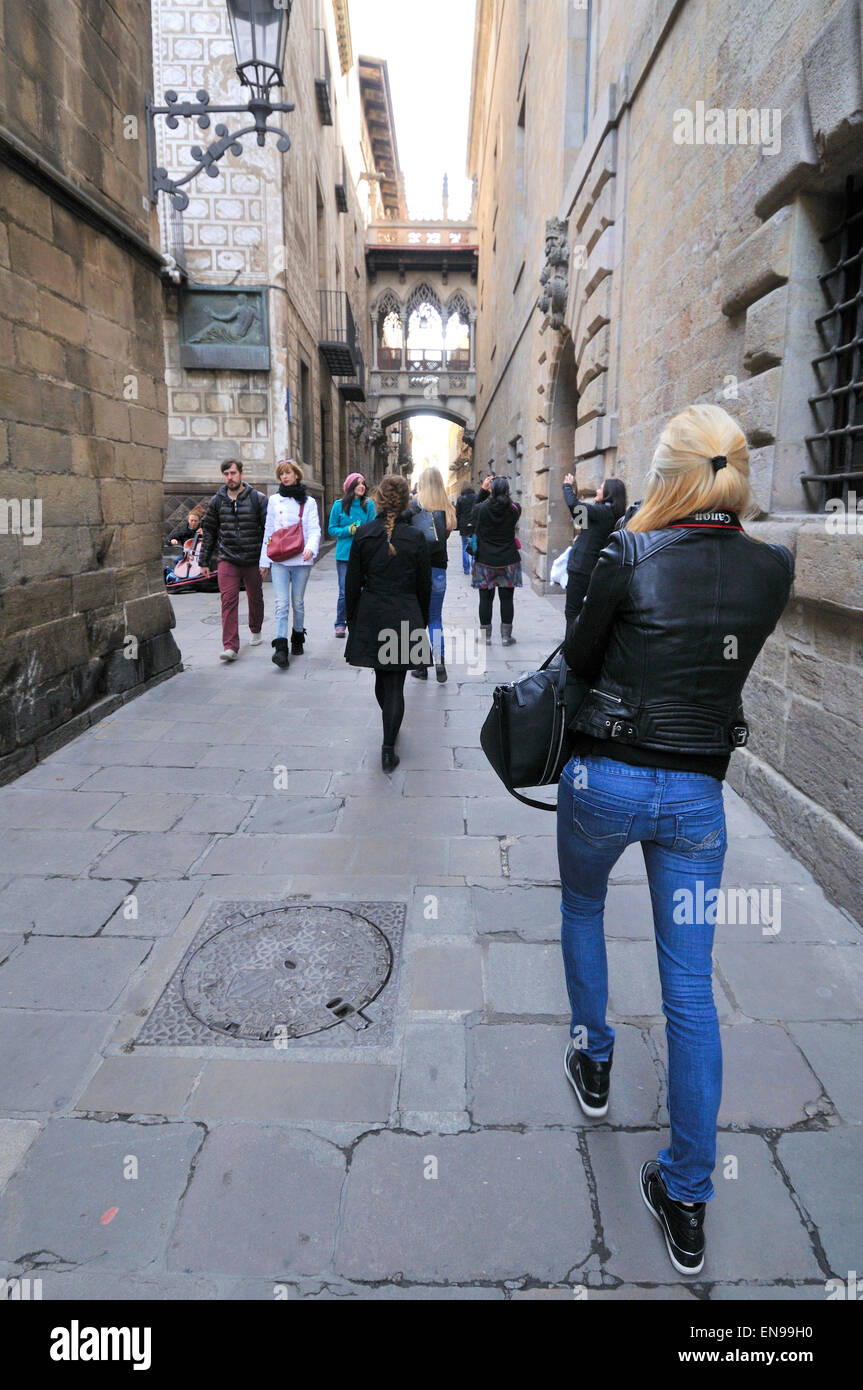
[0,540,861,1301]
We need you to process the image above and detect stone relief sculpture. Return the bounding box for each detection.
[538,217,570,331]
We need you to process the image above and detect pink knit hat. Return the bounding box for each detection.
[343,472,364,492]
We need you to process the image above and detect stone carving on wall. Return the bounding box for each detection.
[180,287,269,369]
[538,217,570,331]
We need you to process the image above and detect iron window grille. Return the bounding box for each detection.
[805,174,863,509]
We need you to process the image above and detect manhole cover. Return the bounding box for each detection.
[135,900,404,1050]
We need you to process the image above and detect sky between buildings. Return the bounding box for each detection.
[350,0,477,222]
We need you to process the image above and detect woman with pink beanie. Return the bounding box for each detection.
[327,472,376,637]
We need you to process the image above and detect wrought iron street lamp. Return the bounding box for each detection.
[147,0,294,210]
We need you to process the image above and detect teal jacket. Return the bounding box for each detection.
[328,496,376,561]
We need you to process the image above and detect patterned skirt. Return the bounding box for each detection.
[471,560,523,589]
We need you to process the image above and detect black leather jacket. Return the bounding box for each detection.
[564,511,794,757]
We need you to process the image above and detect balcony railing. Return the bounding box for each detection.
[446,348,470,371]
[319,289,358,378]
[378,346,402,370]
[376,347,471,372]
[338,345,365,402]
[335,150,348,213]
[315,29,333,125]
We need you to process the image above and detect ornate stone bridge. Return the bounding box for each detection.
[365,218,478,445]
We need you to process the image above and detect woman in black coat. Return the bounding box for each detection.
[345,473,432,772]
[562,471,627,621]
[471,475,521,645]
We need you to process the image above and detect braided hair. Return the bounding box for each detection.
[374,473,410,556]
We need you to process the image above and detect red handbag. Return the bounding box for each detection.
[267,501,306,562]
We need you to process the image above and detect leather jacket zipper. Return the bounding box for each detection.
[593,688,622,703]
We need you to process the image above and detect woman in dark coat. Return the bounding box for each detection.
[345,473,432,772]
[471,474,521,645]
[562,471,627,621]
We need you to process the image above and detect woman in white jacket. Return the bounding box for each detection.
[259,459,321,668]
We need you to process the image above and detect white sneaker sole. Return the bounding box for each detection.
[562,1046,608,1118]
[219,651,238,662]
[640,1167,704,1276]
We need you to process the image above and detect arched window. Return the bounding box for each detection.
[406,283,443,370]
[375,290,403,368]
[445,291,471,365]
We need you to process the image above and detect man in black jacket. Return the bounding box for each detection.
[562,471,626,621]
[198,459,268,662]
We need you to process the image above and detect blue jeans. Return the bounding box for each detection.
[270,563,310,639]
[460,535,471,573]
[429,567,447,661]
[335,559,349,628]
[557,754,727,1204]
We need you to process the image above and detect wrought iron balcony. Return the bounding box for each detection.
[335,150,348,213]
[315,29,333,125]
[319,290,359,377]
[338,346,365,402]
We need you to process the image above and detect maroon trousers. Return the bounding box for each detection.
[218,561,264,652]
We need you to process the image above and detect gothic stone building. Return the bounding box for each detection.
[469,0,863,921]
[152,0,399,528]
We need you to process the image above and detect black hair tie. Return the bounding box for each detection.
[711,455,727,471]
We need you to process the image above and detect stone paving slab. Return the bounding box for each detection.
[715,943,863,1020]
[471,884,562,940]
[788,1022,863,1122]
[586,1130,822,1283]
[409,885,478,936]
[103,880,203,938]
[0,830,118,875]
[243,797,343,834]
[0,788,122,829]
[80,765,244,794]
[92,832,213,880]
[335,1130,594,1284]
[0,1119,41,1194]
[777,1129,863,1276]
[716,1021,824,1128]
[399,1023,467,1113]
[484,943,570,1016]
[0,1011,115,1112]
[409,944,484,1011]
[469,1022,661,1127]
[0,937,151,1010]
[0,1117,203,1272]
[166,1125,344,1277]
[187,1060,397,1122]
[0,877,131,935]
[75,1056,203,1116]
[95,794,196,832]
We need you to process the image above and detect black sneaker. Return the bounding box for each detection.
[563,1042,612,1118]
[640,1160,705,1275]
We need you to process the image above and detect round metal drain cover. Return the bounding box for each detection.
[180,904,393,1040]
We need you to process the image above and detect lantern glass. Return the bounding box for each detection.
[226,0,292,97]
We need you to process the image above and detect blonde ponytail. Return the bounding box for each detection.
[627,403,753,532]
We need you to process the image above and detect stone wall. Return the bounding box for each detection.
[0,1,179,784]
[469,0,863,920]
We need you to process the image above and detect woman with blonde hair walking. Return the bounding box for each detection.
[409,465,456,682]
[558,403,793,1276]
[345,473,431,772]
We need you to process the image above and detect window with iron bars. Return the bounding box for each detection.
[805,174,863,510]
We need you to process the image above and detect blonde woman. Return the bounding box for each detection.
[259,459,321,668]
[409,465,456,681]
[558,404,793,1276]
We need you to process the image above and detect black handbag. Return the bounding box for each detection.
[480,642,590,811]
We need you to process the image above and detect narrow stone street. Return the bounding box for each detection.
[0,539,860,1300]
